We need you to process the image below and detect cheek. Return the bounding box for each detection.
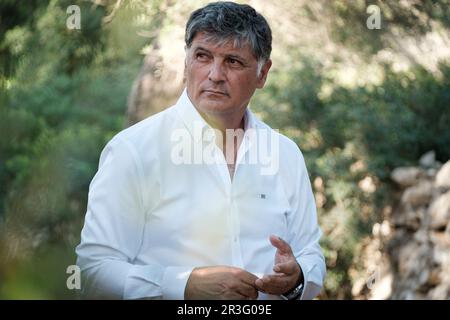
[232,74,257,94]
[188,64,210,83]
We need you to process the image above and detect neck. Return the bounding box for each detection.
[197,109,246,168]
[197,109,246,134]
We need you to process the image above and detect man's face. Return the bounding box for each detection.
[185,32,271,117]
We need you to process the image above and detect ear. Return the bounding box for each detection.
[256,59,272,89]
[183,46,189,84]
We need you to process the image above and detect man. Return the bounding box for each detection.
[76,1,325,300]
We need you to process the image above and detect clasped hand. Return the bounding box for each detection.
[184,235,303,299]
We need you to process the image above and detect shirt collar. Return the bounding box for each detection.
[174,88,258,143]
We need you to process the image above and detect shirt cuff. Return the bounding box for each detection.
[297,257,323,300]
[161,266,195,300]
[298,258,309,300]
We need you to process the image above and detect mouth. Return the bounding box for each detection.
[202,89,228,96]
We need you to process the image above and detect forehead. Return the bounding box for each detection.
[190,32,256,59]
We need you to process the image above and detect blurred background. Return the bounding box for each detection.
[0,0,449,299]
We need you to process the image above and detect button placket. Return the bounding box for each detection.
[229,192,244,268]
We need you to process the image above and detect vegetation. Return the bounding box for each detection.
[0,0,449,299]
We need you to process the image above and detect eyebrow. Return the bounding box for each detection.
[193,46,250,65]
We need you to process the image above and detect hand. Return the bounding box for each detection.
[255,235,303,296]
[184,266,259,300]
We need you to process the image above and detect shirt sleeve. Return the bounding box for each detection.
[285,148,326,300]
[75,136,193,299]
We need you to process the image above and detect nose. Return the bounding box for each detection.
[208,61,225,83]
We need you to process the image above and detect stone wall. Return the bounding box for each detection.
[352,152,450,299]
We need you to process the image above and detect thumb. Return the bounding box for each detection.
[269,235,292,254]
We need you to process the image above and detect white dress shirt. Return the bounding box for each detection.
[76,88,326,300]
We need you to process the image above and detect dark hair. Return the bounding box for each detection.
[185,1,272,62]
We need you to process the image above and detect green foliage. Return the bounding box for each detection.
[328,0,450,57]
[254,56,450,298]
[0,0,143,298]
[0,244,78,299]
[1,0,449,299]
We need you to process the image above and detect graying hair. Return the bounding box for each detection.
[185,1,272,66]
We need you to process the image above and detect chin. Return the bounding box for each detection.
[198,100,233,114]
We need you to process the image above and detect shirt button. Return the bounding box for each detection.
[234,236,238,242]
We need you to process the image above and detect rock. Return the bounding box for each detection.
[436,160,450,189]
[431,232,450,265]
[418,269,430,286]
[393,207,425,230]
[427,168,437,178]
[356,158,450,300]
[351,278,366,297]
[414,228,429,243]
[369,273,393,300]
[427,269,441,286]
[315,192,326,208]
[429,284,450,300]
[398,242,420,276]
[391,167,424,188]
[401,180,433,206]
[419,150,436,168]
[397,241,433,286]
[313,176,324,191]
[350,160,366,173]
[372,220,391,237]
[359,176,377,194]
[399,290,416,300]
[380,220,391,237]
[429,191,450,230]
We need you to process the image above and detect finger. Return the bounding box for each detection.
[255,280,286,295]
[269,235,292,254]
[273,260,297,275]
[239,270,259,286]
[236,283,259,300]
[255,278,271,294]
[256,275,293,295]
[263,274,290,289]
[256,276,283,291]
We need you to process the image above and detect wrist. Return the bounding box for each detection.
[295,262,304,285]
[184,267,201,299]
[281,262,304,300]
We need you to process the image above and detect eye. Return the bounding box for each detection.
[196,52,209,61]
[227,58,244,68]
[228,58,240,65]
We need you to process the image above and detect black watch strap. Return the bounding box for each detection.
[281,281,304,300]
